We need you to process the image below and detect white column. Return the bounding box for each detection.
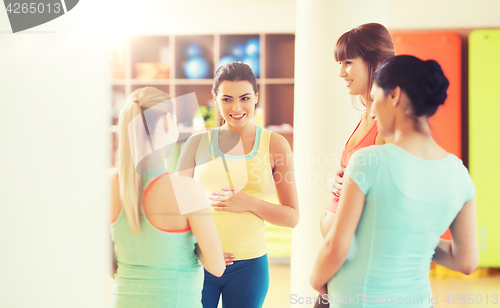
[0,1,111,307]
[292,0,386,306]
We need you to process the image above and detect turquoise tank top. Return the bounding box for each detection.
[110,168,203,308]
[328,144,475,308]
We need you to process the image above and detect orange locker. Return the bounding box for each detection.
[391,31,462,159]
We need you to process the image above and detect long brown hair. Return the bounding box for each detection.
[212,62,258,126]
[335,23,395,106]
[116,87,173,233]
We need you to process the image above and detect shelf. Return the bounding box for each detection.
[265,34,295,79]
[130,79,170,85]
[131,36,171,79]
[131,84,170,100]
[118,78,294,86]
[265,84,294,126]
[112,85,127,125]
[219,34,259,60]
[260,78,294,84]
[172,79,213,85]
[112,79,128,86]
[115,79,220,85]
[175,35,214,79]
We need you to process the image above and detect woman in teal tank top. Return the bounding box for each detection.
[310,56,478,307]
[109,87,225,308]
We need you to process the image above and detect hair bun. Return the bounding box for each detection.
[415,60,449,110]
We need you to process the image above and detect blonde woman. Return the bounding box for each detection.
[109,87,225,308]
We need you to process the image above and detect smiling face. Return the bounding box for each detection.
[215,80,258,129]
[370,83,397,137]
[338,57,370,97]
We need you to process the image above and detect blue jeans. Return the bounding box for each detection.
[202,254,269,308]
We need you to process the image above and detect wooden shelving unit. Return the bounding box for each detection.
[111,33,295,165]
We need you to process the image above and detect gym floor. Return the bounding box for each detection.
[104,265,500,307]
[263,265,500,308]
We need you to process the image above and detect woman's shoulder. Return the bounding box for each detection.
[268,130,292,155]
[185,131,207,147]
[352,144,383,156]
[146,173,208,214]
[447,155,472,176]
[181,130,213,163]
[150,173,204,192]
[347,145,383,168]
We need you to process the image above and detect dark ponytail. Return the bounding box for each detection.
[374,55,449,117]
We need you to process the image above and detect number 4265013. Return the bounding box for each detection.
[6,3,62,14]
[443,294,498,305]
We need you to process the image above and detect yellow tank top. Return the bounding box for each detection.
[194,126,273,260]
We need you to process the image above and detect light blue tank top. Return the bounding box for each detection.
[328,144,475,308]
[110,168,203,308]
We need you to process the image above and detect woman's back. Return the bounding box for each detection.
[328,144,475,307]
[110,168,203,308]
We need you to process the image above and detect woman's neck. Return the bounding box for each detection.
[221,122,256,139]
[363,95,373,122]
[361,95,372,117]
[393,116,434,146]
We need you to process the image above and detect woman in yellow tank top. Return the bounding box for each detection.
[177,62,299,308]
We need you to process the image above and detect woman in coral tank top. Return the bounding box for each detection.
[320,23,395,236]
[314,23,395,307]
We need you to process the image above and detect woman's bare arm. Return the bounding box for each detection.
[432,196,478,275]
[310,176,366,291]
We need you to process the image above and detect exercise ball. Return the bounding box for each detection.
[218,55,238,69]
[228,42,246,60]
[184,57,210,79]
[245,38,260,57]
[184,43,203,58]
[242,56,260,78]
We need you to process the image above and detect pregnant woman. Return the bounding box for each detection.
[310,56,478,307]
[320,23,395,238]
[176,62,299,308]
[315,23,394,308]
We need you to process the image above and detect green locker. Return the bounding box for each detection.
[469,29,500,267]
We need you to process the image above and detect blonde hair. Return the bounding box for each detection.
[116,87,173,233]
